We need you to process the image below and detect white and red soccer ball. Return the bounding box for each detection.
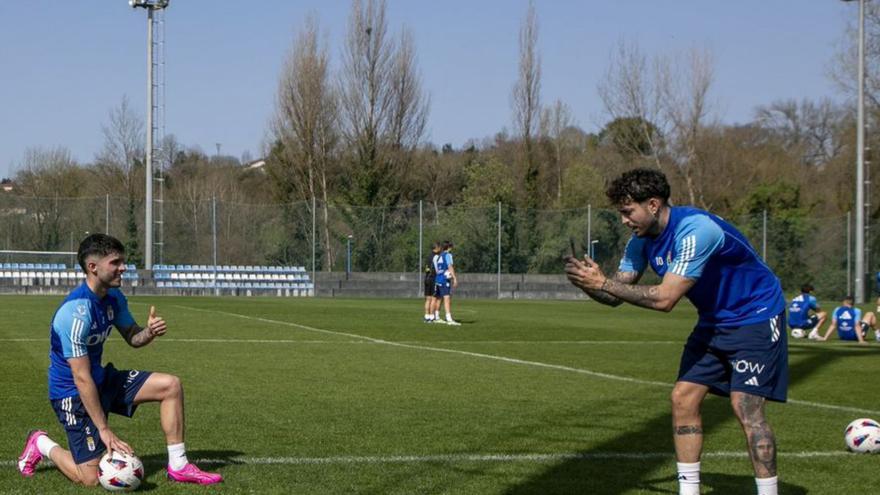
[844,418,880,454]
[98,451,144,492]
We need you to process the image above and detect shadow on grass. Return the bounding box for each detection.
[498,344,840,494]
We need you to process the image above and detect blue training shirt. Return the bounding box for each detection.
[618,206,785,327]
[48,282,136,400]
[434,251,453,286]
[787,293,818,328]
[832,305,862,341]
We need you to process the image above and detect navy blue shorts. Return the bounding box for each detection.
[434,283,451,298]
[790,314,819,330]
[678,312,788,402]
[424,279,436,297]
[839,322,870,341]
[50,363,152,464]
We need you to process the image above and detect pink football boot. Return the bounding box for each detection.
[167,463,223,485]
[18,430,47,477]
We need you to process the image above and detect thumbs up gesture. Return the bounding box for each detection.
[147,305,167,337]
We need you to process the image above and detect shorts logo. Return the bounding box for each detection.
[86,436,96,452]
[126,370,140,385]
[732,359,765,375]
[745,376,760,387]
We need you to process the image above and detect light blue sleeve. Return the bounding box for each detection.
[808,295,819,310]
[832,306,843,323]
[618,236,647,274]
[667,215,724,280]
[110,290,136,330]
[445,252,454,267]
[855,308,863,322]
[52,299,93,359]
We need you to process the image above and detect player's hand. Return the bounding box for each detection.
[147,306,167,337]
[452,277,459,288]
[564,255,607,291]
[99,427,133,455]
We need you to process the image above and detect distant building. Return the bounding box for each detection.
[244,159,266,173]
[1,178,13,192]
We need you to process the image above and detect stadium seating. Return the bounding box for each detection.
[0,263,138,287]
[151,264,314,296]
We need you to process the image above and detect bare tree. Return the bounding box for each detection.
[388,28,428,151]
[755,98,846,167]
[540,99,574,202]
[94,95,145,198]
[597,40,666,171]
[339,0,395,206]
[658,47,716,206]
[272,14,339,269]
[512,0,542,207]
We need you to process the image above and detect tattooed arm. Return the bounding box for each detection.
[565,255,694,312]
[577,270,642,307]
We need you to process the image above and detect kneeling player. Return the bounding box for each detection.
[787,283,826,339]
[17,234,222,486]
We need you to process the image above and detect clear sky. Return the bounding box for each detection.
[0,1,856,180]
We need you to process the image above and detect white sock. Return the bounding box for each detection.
[677,461,700,495]
[446,314,454,321]
[36,435,59,457]
[424,314,432,320]
[756,476,778,495]
[434,311,439,319]
[167,443,188,471]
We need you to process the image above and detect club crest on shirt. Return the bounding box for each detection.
[106,306,114,321]
[667,251,673,265]
[86,436,96,451]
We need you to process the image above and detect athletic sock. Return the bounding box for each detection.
[446,314,454,322]
[434,311,439,320]
[676,461,700,495]
[36,435,59,457]
[167,443,188,471]
[424,314,432,320]
[756,476,778,495]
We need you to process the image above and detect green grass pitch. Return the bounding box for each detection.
[1,295,879,494]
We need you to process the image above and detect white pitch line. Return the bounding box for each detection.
[0,338,682,345]
[0,451,856,468]
[172,305,880,417]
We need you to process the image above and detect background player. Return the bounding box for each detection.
[565,168,786,495]
[423,242,441,322]
[17,234,222,486]
[787,283,826,339]
[816,295,877,343]
[433,240,460,325]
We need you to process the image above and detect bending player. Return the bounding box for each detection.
[565,168,786,495]
[17,234,222,486]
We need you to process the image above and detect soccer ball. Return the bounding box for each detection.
[790,328,805,339]
[844,418,880,453]
[98,451,144,492]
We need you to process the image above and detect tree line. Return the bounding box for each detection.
[2,0,879,295]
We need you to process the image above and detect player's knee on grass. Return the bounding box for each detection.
[76,463,100,486]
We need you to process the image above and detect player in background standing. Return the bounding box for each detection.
[816,295,878,343]
[565,168,786,495]
[787,283,826,340]
[423,242,441,323]
[433,240,460,326]
[17,234,222,486]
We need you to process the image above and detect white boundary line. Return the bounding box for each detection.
[172,305,880,417]
[0,338,683,345]
[0,451,856,468]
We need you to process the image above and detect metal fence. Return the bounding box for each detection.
[0,194,871,299]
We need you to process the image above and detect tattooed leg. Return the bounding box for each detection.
[731,392,777,478]
[671,381,709,462]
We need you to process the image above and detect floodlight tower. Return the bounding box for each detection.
[842,0,868,302]
[130,0,169,270]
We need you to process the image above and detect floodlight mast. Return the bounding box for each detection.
[129,0,168,270]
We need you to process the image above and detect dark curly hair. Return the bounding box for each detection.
[605,168,671,206]
[77,233,125,272]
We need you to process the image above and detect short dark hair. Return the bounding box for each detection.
[844,295,855,303]
[443,240,454,251]
[431,242,441,252]
[801,283,814,293]
[606,168,671,206]
[77,233,125,272]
